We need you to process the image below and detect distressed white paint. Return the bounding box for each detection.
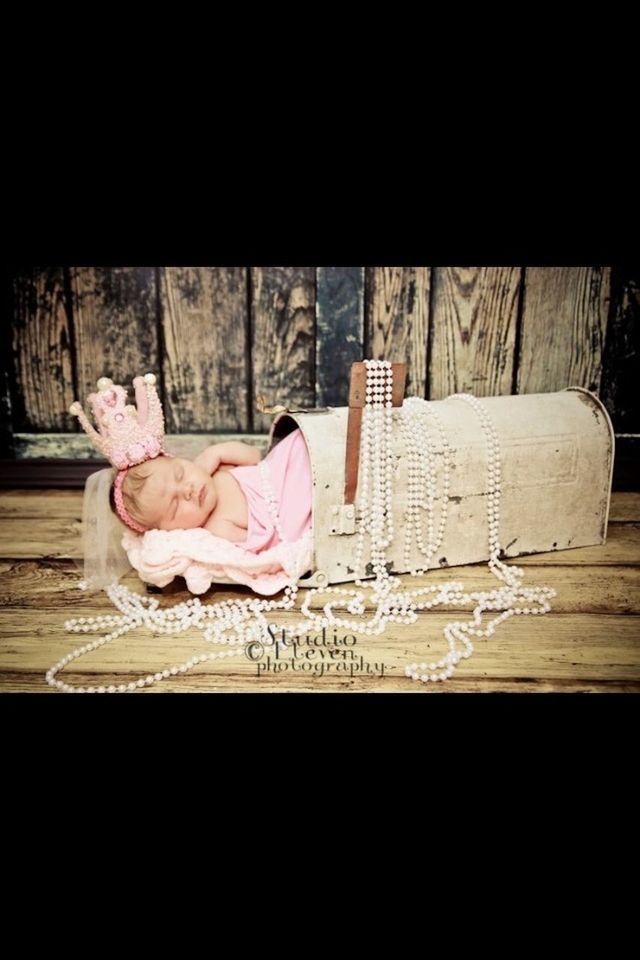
[276,386,614,589]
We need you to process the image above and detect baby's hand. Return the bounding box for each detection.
[193,447,222,475]
[193,441,261,475]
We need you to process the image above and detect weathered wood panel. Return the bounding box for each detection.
[428,267,521,400]
[10,432,266,463]
[600,269,639,431]
[316,267,364,406]
[158,267,249,433]
[365,267,430,398]
[604,491,640,521]
[70,267,158,426]
[0,363,12,455]
[1,558,639,615]
[517,267,611,394]
[10,268,74,429]
[7,516,639,565]
[4,265,636,489]
[251,268,315,434]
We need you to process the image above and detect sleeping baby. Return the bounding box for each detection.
[70,374,312,559]
[110,428,312,554]
[110,441,261,543]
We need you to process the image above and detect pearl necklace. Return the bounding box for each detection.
[46,360,556,692]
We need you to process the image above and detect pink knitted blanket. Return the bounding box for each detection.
[122,526,313,595]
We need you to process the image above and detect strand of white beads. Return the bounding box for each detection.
[257,458,288,543]
[45,457,301,692]
[399,395,454,575]
[294,361,473,660]
[292,361,556,682]
[403,392,557,682]
[46,359,556,691]
[45,590,253,693]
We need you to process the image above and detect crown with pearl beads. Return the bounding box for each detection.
[69,373,169,469]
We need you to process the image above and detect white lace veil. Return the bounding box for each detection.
[70,466,134,594]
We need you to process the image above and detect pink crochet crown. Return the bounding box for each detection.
[69,373,173,533]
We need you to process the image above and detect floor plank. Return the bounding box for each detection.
[0,519,638,565]
[0,560,638,614]
[1,609,638,692]
[1,490,638,693]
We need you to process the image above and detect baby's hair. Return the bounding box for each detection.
[109,460,157,527]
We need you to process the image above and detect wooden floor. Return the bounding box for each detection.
[1,488,639,693]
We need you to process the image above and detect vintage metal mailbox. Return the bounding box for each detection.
[267,384,614,590]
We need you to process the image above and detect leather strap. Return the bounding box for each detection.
[343,361,406,505]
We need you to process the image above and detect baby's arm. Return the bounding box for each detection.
[193,441,262,475]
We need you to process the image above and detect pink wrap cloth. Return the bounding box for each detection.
[121,428,314,595]
[229,428,312,552]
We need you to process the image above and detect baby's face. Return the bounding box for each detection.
[135,456,216,531]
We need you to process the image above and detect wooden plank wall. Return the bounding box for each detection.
[4,267,637,454]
